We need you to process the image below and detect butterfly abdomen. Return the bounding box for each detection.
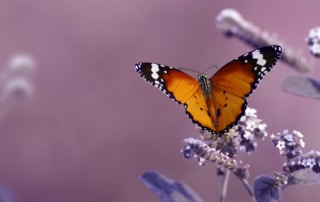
[198,73,212,98]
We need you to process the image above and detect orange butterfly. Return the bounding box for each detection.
[135,45,282,136]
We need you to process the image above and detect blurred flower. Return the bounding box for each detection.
[306,27,320,57]
[3,77,33,99]
[0,54,35,119]
[6,54,35,77]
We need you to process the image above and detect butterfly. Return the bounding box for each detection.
[135,45,282,136]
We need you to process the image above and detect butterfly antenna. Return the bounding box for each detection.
[180,65,218,75]
[179,67,201,75]
[203,64,218,74]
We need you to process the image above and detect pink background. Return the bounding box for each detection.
[0,0,319,201]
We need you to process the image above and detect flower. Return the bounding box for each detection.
[306,27,320,57]
[181,107,267,178]
[270,130,304,160]
[182,137,235,167]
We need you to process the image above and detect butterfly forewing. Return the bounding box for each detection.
[212,45,282,97]
[135,63,199,103]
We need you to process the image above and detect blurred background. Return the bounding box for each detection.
[0,0,319,201]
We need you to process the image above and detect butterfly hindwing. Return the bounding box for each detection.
[183,88,214,131]
[210,88,247,134]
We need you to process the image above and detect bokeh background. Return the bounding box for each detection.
[0,0,319,201]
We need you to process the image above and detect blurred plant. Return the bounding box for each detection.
[0,54,35,120]
[141,171,203,202]
[0,54,35,202]
[306,27,320,57]
[140,8,320,202]
[0,184,14,202]
[281,26,320,99]
[216,8,311,73]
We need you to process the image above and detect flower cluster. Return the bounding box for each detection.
[284,150,320,174]
[203,107,268,156]
[231,107,268,154]
[270,130,320,186]
[182,137,237,167]
[270,130,305,160]
[181,137,249,179]
[181,107,267,179]
[272,149,320,186]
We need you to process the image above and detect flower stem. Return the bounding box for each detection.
[238,176,256,201]
[219,169,230,202]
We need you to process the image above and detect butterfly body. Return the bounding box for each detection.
[135,45,282,136]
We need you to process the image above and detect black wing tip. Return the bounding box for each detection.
[135,62,142,72]
[271,45,282,58]
[260,45,282,54]
[266,45,282,60]
[135,62,160,71]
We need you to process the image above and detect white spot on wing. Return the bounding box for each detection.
[252,50,266,66]
[151,63,160,80]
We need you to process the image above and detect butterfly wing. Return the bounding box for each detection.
[136,62,218,132]
[135,63,200,103]
[209,45,282,135]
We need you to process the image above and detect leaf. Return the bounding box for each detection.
[282,75,320,99]
[288,168,320,184]
[253,176,280,202]
[140,170,203,202]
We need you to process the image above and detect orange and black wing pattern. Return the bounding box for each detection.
[135,45,282,136]
[135,63,200,104]
[135,63,211,132]
[208,45,282,134]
